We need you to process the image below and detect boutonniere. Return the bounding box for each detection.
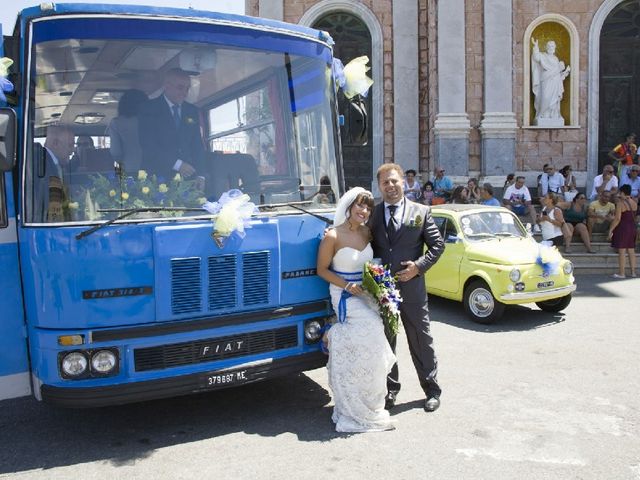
[406,214,423,228]
[185,117,196,124]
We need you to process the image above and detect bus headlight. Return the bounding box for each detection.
[91,350,118,374]
[61,352,88,377]
[509,268,521,282]
[304,320,323,342]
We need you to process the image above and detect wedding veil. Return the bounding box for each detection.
[333,186,372,227]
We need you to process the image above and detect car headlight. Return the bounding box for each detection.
[509,268,521,282]
[91,350,117,374]
[61,352,88,377]
[563,261,574,275]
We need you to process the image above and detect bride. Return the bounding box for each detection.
[316,187,396,432]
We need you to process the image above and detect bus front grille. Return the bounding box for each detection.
[133,325,297,372]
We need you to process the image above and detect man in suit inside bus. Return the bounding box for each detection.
[138,68,205,185]
[34,124,75,222]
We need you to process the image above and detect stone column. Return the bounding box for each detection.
[258,0,283,21]
[434,0,471,175]
[393,0,419,172]
[479,0,518,177]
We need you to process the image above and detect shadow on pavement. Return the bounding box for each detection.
[0,372,338,474]
[429,296,566,333]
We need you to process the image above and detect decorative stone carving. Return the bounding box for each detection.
[531,38,571,127]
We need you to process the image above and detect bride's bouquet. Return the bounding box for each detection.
[362,262,403,340]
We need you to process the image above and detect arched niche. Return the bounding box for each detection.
[299,1,383,194]
[523,14,580,128]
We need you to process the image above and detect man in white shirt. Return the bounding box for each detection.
[540,164,565,196]
[502,175,540,231]
[590,164,618,200]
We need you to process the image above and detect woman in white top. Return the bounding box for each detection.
[404,169,422,202]
[538,192,570,250]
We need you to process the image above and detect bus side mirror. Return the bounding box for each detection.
[0,108,16,171]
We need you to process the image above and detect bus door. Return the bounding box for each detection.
[0,170,31,400]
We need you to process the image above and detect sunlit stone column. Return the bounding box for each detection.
[479,0,518,177]
[433,0,471,175]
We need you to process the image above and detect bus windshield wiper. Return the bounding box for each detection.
[75,207,205,240]
[258,200,333,224]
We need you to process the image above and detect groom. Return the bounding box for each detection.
[369,163,445,412]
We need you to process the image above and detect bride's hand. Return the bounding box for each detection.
[345,282,364,295]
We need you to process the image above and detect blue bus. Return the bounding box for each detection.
[0,3,350,407]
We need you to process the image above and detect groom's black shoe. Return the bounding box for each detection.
[384,392,397,410]
[424,396,440,412]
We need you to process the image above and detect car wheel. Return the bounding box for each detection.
[536,294,572,313]
[463,280,505,324]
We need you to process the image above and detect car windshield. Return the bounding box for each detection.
[459,210,527,241]
[24,16,340,224]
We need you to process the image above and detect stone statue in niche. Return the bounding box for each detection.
[531,38,571,127]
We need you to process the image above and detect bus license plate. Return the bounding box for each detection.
[537,280,554,288]
[201,370,248,389]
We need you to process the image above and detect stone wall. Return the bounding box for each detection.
[466,0,484,174]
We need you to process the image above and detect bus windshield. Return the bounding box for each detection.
[24,16,340,224]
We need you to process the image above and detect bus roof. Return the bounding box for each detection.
[16,3,333,47]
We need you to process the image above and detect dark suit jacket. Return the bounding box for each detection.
[369,200,445,304]
[138,96,205,180]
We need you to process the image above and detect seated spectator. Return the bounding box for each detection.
[587,190,615,236]
[536,164,549,202]
[467,178,481,204]
[432,166,453,204]
[404,169,422,202]
[608,132,637,180]
[561,193,595,253]
[504,173,515,189]
[620,164,640,200]
[538,192,570,249]
[590,164,618,200]
[421,181,434,205]
[107,88,148,175]
[450,185,469,204]
[540,163,565,197]
[479,183,500,206]
[503,175,539,232]
[560,164,578,201]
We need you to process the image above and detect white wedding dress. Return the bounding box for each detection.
[327,244,396,432]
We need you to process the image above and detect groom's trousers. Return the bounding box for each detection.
[387,300,441,398]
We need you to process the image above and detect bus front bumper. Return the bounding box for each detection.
[40,351,327,408]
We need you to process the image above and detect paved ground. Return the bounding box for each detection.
[1,274,639,479]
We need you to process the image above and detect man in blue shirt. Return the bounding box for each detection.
[620,165,640,200]
[432,166,453,203]
[480,183,501,206]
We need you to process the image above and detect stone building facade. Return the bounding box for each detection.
[247,0,640,193]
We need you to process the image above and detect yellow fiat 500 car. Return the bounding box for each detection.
[426,204,576,324]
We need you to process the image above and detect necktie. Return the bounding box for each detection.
[387,204,397,239]
[172,104,181,127]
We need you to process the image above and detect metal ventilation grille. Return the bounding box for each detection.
[242,251,270,306]
[208,255,237,311]
[171,258,202,314]
[134,326,298,371]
